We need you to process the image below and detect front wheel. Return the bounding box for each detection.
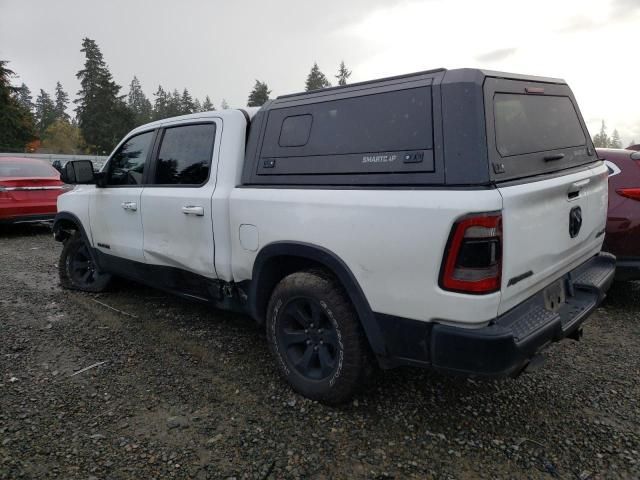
[266,270,371,404]
[59,231,112,292]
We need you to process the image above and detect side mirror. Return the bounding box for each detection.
[631,151,640,161]
[63,160,95,185]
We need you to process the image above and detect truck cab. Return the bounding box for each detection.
[55,108,257,298]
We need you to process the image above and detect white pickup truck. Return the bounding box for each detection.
[54,68,615,404]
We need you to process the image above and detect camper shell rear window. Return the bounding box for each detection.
[494,94,586,157]
[484,77,595,182]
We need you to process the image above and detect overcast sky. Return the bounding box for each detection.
[1,0,638,144]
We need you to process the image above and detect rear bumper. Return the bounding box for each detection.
[377,252,616,375]
[612,256,640,281]
[0,203,57,224]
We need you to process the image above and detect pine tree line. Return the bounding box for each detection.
[0,61,35,152]
[7,76,75,153]
[303,60,351,91]
[592,120,624,149]
[145,84,216,123]
[2,36,354,154]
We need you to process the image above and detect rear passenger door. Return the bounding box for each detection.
[141,120,220,278]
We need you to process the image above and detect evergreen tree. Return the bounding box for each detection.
[34,89,56,137]
[180,88,195,114]
[592,120,611,148]
[247,80,271,107]
[16,83,33,113]
[127,76,152,126]
[0,60,35,151]
[75,37,134,153]
[193,98,202,113]
[53,81,70,122]
[611,129,622,149]
[201,95,214,112]
[166,89,182,117]
[335,61,352,86]
[305,62,331,91]
[220,98,229,110]
[153,85,168,120]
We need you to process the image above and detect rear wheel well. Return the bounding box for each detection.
[252,255,328,324]
[248,242,387,358]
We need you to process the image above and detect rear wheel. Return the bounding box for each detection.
[59,231,111,292]
[266,270,371,404]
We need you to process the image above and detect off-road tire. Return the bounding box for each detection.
[59,231,112,292]
[266,269,372,405]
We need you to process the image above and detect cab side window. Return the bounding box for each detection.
[153,123,216,186]
[105,131,154,186]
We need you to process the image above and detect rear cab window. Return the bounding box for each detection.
[151,123,216,186]
[484,78,596,181]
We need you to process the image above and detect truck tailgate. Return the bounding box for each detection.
[497,163,608,315]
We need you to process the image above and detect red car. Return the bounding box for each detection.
[0,157,67,225]
[598,147,640,280]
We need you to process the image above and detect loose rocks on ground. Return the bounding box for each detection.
[1,225,638,479]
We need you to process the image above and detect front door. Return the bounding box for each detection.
[89,130,156,262]
[140,121,219,278]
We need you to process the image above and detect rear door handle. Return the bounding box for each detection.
[182,205,204,216]
[121,201,137,211]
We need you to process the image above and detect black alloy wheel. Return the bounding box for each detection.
[68,242,101,287]
[59,231,112,292]
[276,296,340,381]
[266,269,372,404]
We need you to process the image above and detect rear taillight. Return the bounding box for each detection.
[440,213,502,294]
[616,188,640,201]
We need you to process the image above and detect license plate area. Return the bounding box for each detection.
[544,279,566,312]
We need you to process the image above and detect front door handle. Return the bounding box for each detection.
[182,205,204,216]
[121,201,137,211]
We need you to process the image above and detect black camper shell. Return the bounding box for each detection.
[242,68,597,187]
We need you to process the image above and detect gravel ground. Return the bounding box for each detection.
[1,225,638,480]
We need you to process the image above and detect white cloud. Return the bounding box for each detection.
[344,0,640,145]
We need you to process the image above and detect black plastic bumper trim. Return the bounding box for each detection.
[375,252,616,374]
